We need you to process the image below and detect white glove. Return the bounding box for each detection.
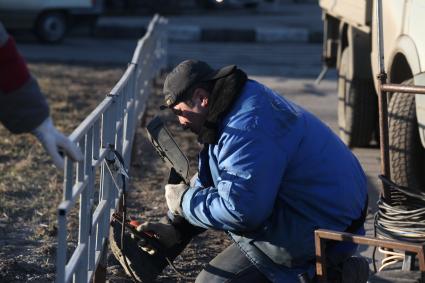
[32,117,83,170]
[165,183,188,215]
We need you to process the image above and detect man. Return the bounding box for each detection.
[0,22,82,169]
[114,59,368,282]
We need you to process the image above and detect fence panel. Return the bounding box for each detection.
[55,15,168,283]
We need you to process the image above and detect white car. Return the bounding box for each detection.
[0,0,103,43]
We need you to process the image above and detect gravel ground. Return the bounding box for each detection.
[0,63,230,283]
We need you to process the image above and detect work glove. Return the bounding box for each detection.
[165,183,188,216]
[136,222,182,255]
[32,117,83,170]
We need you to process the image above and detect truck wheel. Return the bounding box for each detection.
[337,48,377,147]
[35,12,67,43]
[389,79,425,191]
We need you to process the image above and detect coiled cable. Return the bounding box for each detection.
[373,175,425,271]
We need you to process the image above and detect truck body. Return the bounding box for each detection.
[319,0,425,191]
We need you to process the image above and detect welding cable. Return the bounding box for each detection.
[104,149,140,283]
[120,173,140,282]
[376,198,425,242]
[376,176,425,242]
[373,175,425,271]
[106,149,195,282]
[377,247,405,272]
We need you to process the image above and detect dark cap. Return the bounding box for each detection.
[161,59,236,109]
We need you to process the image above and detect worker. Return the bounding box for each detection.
[0,22,82,169]
[113,59,369,282]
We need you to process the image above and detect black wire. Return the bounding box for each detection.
[112,149,195,281]
[376,175,425,244]
[105,148,138,283]
[372,212,378,273]
[120,169,140,283]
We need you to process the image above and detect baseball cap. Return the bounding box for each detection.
[160,59,236,109]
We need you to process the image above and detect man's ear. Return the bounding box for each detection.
[200,93,208,107]
[193,88,209,107]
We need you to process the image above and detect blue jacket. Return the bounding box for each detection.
[181,80,367,282]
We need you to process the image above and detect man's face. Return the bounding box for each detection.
[171,89,209,134]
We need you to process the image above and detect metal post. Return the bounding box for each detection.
[93,240,108,283]
[56,206,67,283]
[85,129,96,274]
[56,157,73,283]
[115,93,124,155]
[94,107,114,282]
[64,156,74,201]
[314,231,327,282]
[76,140,88,283]
[376,0,392,199]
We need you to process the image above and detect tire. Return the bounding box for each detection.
[35,12,67,43]
[388,79,425,191]
[337,48,377,147]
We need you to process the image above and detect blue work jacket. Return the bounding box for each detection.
[181,80,368,282]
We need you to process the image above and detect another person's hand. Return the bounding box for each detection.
[165,183,188,215]
[32,117,83,170]
[136,222,181,255]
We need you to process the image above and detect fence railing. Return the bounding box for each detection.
[55,15,167,283]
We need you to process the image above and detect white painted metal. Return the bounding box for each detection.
[55,15,168,283]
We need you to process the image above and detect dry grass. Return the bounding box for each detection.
[0,63,124,282]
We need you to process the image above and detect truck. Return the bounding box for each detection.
[319,0,425,191]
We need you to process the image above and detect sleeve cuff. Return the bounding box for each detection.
[181,186,196,219]
[181,186,209,228]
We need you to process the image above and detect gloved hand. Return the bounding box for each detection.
[32,117,83,170]
[136,222,182,255]
[165,183,188,215]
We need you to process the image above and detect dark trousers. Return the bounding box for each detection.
[195,244,271,283]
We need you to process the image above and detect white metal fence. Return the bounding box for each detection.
[55,15,167,283]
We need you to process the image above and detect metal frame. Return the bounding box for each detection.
[315,229,425,282]
[55,15,168,283]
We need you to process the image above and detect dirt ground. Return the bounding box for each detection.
[0,63,230,283]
